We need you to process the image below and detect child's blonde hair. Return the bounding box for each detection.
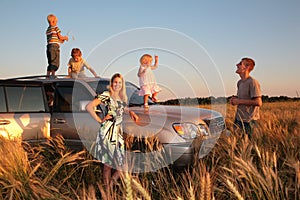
[140,54,152,65]
[47,14,56,24]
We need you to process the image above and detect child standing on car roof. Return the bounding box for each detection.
[137,54,161,108]
[67,48,99,78]
[46,14,68,78]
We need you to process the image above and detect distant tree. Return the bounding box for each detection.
[161,95,300,105]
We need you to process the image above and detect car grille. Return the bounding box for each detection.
[203,117,226,134]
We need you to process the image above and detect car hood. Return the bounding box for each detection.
[123,105,223,143]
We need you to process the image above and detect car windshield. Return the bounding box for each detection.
[87,80,154,106]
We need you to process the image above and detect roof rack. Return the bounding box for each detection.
[3,75,69,81]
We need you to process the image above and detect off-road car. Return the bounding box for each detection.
[0,75,225,170]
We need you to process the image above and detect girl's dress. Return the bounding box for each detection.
[138,65,161,96]
[93,91,126,167]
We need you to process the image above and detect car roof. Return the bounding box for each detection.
[0,79,44,86]
[0,75,110,84]
[0,75,139,93]
[0,75,140,87]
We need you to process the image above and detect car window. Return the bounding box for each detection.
[72,82,94,111]
[87,80,154,106]
[53,86,73,112]
[53,82,93,112]
[44,84,55,112]
[88,80,110,94]
[5,86,45,112]
[126,82,144,106]
[0,87,7,112]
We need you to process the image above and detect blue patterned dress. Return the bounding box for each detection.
[94,92,126,167]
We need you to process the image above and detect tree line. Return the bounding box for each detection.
[160,95,300,105]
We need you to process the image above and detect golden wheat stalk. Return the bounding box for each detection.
[189,181,195,200]
[205,172,211,200]
[200,175,205,200]
[125,172,133,200]
[226,179,244,200]
[131,178,151,200]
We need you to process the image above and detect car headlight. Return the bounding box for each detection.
[172,123,209,139]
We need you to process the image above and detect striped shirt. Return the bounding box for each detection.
[46,26,61,45]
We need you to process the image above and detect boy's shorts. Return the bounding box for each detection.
[46,44,60,71]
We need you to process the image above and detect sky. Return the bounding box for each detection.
[0,0,299,101]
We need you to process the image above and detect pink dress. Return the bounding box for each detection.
[138,64,161,96]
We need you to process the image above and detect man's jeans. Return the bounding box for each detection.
[234,119,258,139]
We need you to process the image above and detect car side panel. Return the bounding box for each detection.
[0,83,51,140]
[0,113,50,140]
[50,80,97,150]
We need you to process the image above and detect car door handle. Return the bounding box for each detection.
[0,120,11,125]
[53,118,67,124]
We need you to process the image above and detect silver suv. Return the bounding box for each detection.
[0,76,225,170]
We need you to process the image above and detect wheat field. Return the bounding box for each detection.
[0,102,299,200]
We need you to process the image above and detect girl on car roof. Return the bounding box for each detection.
[137,54,161,108]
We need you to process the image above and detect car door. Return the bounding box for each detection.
[0,83,51,140]
[51,80,98,150]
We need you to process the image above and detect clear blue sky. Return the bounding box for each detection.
[0,0,299,100]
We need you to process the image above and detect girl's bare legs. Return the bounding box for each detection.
[144,94,149,108]
[102,166,121,200]
[152,92,159,102]
[103,165,112,192]
[110,170,120,187]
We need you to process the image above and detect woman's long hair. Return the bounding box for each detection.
[109,73,128,103]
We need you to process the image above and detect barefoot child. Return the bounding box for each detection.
[137,54,161,108]
[46,14,68,78]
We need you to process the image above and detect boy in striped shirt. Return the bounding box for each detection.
[46,14,68,78]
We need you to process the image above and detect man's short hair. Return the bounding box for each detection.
[242,57,255,71]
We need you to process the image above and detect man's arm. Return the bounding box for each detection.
[230,96,262,106]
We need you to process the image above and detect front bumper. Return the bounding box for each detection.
[163,133,222,168]
[163,143,195,168]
